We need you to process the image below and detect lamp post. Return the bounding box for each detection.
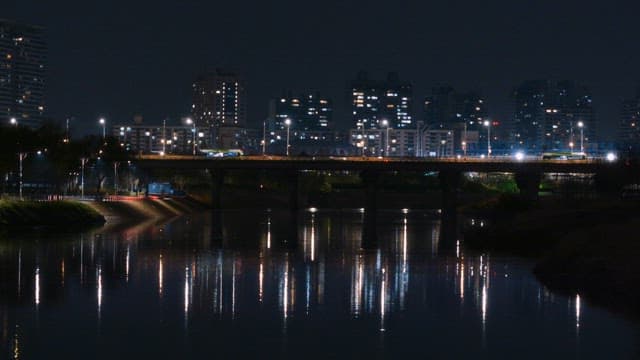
[10,117,17,127]
[462,122,468,157]
[162,118,167,155]
[381,119,390,156]
[99,118,106,140]
[18,152,26,200]
[185,118,196,156]
[285,118,291,156]
[80,157,87,199]
[577,121,584,153]
[483,120,491,158]
[440,139,446,158]
[262,120,267,155]
[113,162,119,195]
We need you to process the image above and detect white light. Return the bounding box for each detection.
[308,207,318,213]
[514,151,525,161]
[606,152,617,162]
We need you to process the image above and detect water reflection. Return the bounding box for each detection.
[0,209,637,359]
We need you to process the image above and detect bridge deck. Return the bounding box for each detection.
[135,155,617,173]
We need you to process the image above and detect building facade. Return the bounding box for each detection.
[511,80,595,153]
[269,92,332,134]
[423,86,488,155]
[350,71,413,131]
[191,69,246,147]
[618,88,640,154]
[112,123,204,155]
[0,20,46,128]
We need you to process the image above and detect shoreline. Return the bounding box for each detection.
[462,196,640,319]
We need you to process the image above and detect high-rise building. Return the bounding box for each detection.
[270,91,332,132]
[191,69,246,147]
[618,88,640,154]
[511,80,595,153]
[423,86,488,154]
[0,20,46,128]
[350,71,413,130]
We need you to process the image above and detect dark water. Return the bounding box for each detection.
[0,209,637,359]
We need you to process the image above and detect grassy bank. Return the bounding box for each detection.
[0,200,105,229]
[463,195,640,318]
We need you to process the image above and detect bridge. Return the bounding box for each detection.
[135,155,633,247]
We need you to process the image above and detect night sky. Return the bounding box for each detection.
[5,0,640,139]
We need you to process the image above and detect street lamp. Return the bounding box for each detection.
[99,118,106,140]
[262,120,267,155]
[80,157,87,199]
[462,122,468,157]
[113,162,119,195]
[440,139,446,158]
[162,118,167,155]
[483,120,491,158]
[18,152,26,200]
[381,119,390,156]
[185,118,196,156]
[284,118,292,156]
[577,121,584,153]
[10,117,17,127]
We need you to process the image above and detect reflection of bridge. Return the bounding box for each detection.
[135,155,631,247]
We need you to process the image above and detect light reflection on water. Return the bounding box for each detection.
[0,209,637,359]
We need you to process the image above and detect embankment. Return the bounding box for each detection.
[86,196,206,230]
[463,196,640,318]
[0,200,105,231]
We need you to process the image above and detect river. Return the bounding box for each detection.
[0,209,637,359]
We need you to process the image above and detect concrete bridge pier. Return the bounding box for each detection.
[209,169,226,241]
[361,170,380,249]
[438,170,461,250]
[514,171,542,202]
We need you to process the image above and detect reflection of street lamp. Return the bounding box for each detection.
[185,118,196,155]
[285,118,292,156]
[99,118,106,139]
[577,121,584,153]
[483,120,491,158]
[381,119,390,156]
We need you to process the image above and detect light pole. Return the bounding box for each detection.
[577,121,584,153]
[162,118,167,155]
[185,118,196,156]
[262,120,267,155]
[381,119,390,156]
[113,162,119,195]
[18,152,26,200]
[462,122,468,157]
[483,120,491,158]
[440,139,446,158]
[80,157,87,199]
[99,118,106,140]
[285,118,291,156]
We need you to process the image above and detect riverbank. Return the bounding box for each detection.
[86,196,207,231]
[0,200,105,231]
[463,196,640,318]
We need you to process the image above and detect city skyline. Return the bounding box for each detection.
[5,0,640,140]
